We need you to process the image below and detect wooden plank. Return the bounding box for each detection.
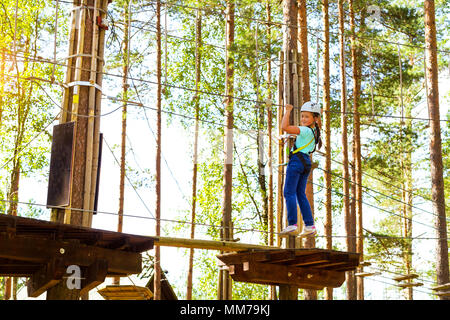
[229,263,322,290]
[0,234,142,275]
[0,215,155,253]
[27,258,66,298]
[396,282,423,288]
[98,285,153,300]
[355,272,381,277]
[80,259,108,295]
[392,274,419,281]
[435,291,450,297]
[0,265,41,277]
[154,236,279,252]
[285,252,349,267]
[230,261,346,289]
[431,282,450,291]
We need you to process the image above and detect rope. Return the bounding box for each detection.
[2,198,447,241]
[4,49,449,123]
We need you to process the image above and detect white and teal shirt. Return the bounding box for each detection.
[292,126,316,154]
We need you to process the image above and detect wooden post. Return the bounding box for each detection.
[114,0,130,286]
[265,1,275,297]
[348,0,364,300]
[186,4,202,300]
[298,0,316,301]
[278,0,298,300]
[424,0,449,300]
[219,0,235,300]
[338,0,355,300]
[47,0,109,300]
[154,0,162,301]
[277,50,284,250]
[322,0,333,301]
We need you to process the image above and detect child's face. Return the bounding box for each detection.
[301,111,315,127]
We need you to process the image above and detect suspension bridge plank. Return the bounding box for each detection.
[217,248,360,289]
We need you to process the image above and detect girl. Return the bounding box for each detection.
[280,101,322,237]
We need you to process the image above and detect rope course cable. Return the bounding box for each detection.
[1,198,448,242]
[140,0,450,55]
[5,50,449,124]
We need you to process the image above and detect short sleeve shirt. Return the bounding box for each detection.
[292,126,316,154]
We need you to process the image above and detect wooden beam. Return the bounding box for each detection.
[355,272,381,277]
[229,261,345,289]
[0,234,141,275]
[27,258,66,298]
[0,264,40,277]
[392,274,419,281]
[153,236,279,252]
[432,282,450,291]
[396,282,423,288]
[98,285,153,300]
[80,259,108,295]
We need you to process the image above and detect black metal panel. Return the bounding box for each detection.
[46,122,75,207]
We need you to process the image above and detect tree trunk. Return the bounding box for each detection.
[0,49,4,127]
[322,0,333,301]
[114,0,130,286]
[278,0,298,301]
[255,17,269,234]
[186,5,202,300]
[154,0,162,301]
[218,0,235,301]
[338,0,355,300]
[424,0,449,300]
[349,0,362,300]
[298,0,317,301]
[266,0,275,300]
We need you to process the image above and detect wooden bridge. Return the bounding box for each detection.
[0,214,360,298]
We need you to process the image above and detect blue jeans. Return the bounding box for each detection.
[283,152,314,226]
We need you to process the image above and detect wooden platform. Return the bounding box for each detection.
[98,285,153,300]
[217,248,360,290]
[0,214,155,297]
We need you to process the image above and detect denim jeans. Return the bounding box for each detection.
[283,152,314,227]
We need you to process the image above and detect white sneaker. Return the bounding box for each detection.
[299,225,317,237]
[280,225,299,235]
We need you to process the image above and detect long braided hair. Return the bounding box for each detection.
[313,112,322,150]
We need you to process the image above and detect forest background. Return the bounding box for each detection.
[0,0,448,300]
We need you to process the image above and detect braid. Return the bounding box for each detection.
[315,122,322,150]
[312,112,322,150]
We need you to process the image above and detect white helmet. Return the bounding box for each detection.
[300,101,321,114]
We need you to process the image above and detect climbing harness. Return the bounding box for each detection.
[288,127,318,174]
[277,127,318,171]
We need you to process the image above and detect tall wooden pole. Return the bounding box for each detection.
[154,0,162,301]
[219,0,235,301]
[322,0,333,300]
[277,50,284,250]
[348,0,363,300]
[278,0,298,300]
[298,0,317,301]
[424,0,449,300]
[338,0,355,300]
[114,0,130,286]
[266,0,275,300]
[47,0,108,299]
[186,4,202,300]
